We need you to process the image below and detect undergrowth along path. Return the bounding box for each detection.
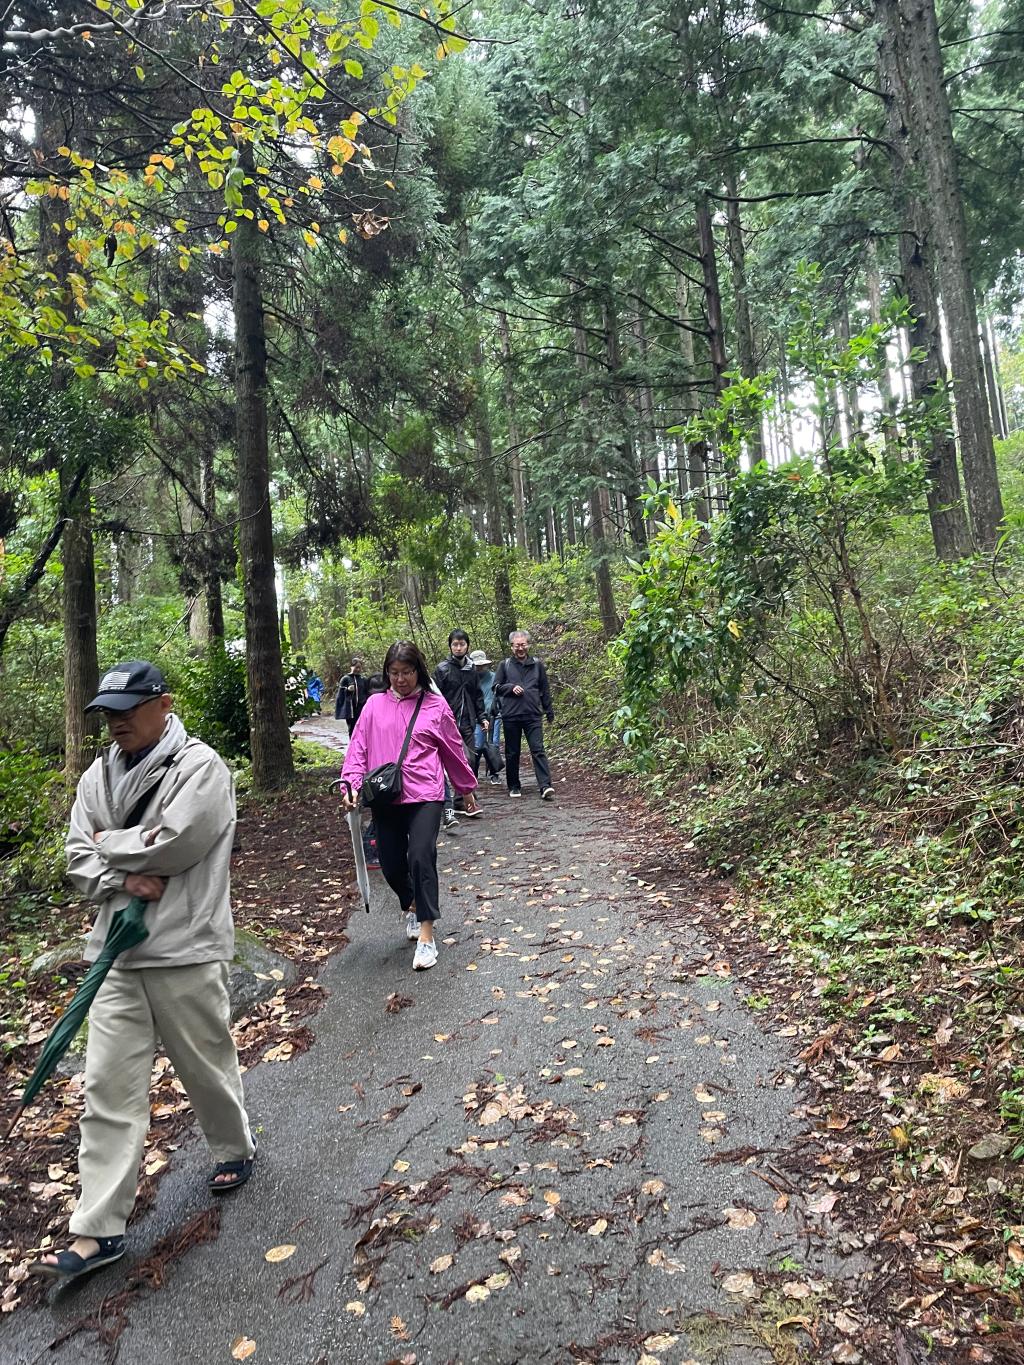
[5,764,922,1364]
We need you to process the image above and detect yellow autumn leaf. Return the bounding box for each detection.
[587,1218,608,1236]
[543,1190,560,1205]
[727,619,742,639]
[264,1244,296,1263]
[230,1338,257,1361]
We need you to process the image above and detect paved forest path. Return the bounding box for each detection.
[5,750,873,1365]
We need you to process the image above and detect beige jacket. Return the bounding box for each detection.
[66,737,236,968]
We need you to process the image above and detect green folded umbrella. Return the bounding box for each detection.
[3,897,149,1139]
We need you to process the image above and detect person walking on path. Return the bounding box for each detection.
[434,630,487,829]
[29,661,255,1284]
[469,649,502,784]
[493,630,556,800]
[340,641,479,972]
[335,658,369,736]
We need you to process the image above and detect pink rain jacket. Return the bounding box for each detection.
[341,688,477,804]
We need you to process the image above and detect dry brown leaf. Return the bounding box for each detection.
[264,1245,296,1263]
[543,1190,560,1205]
[465,1283,490,1303]
[345,1300,366,1316]
[784,1281,811,1299]
[642,1179,665,1196]
[724,1207,757,1230]
[393,1160,410,1173]
[587,1218,608,1236]
[722,1270,758,1298]
[390,1315,409,1341]
[808,1191,839,1215]
[430,1254,453,1274]
[231,1338,257,1361]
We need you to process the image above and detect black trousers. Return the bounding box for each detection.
[373,801,444,921]
[503,716,551,792]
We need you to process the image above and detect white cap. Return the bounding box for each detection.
[469,649,491,666]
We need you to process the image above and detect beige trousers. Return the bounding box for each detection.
[69,961,253,1238]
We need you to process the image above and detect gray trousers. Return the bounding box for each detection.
[69,962,253,1238]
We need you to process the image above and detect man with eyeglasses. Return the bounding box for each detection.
[29,660,255,1284]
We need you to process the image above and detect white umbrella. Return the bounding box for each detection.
[347,805,371,914]
[331,780,371,914]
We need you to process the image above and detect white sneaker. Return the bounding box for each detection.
[405,912,419,941]
[413,939,438,971]
[541,787,555,800]
[508,788,522,799]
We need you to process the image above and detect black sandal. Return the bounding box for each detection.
[28,1234,126,1282]
[209,1141,258,1194]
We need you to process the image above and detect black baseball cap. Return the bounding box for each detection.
[85,660,169,712]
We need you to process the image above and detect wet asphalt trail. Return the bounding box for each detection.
[4,758,849,1365]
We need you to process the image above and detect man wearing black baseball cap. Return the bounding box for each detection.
[29,660,256,1283]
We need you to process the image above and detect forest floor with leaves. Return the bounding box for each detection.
[1,747,1021,1363]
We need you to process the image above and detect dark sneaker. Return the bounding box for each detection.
[541,787,555,801]
[508,789,522,799]
[443,809,458,834]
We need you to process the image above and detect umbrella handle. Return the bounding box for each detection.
[330,777,358,808]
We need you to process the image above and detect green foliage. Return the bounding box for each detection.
[0,746,61,854]
[176,641,318,760]
[176,642,252,759]
[615,284,932,759]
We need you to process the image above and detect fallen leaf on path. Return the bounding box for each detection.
[587,1218,608,1236]
[465,1283,490,1303]
[694,1087,714,1103]
[393,1160,410,1173]
[722,1271,758,1298]
[231,1338,257,1360]
[390,1315,409,1341]
[642,1179,665,1196]
[724,1207,757,1230]
[784,1281,811,1299]
[808,1192,839,1215]
[430,1254,453,1274]
[485,1271,510,1290]
[345,1301,366,1316]
[264,1245,296,1263]
[543,1190,560,1205]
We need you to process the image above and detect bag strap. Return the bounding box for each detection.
[396,692,425,769]
[122,755,177,829]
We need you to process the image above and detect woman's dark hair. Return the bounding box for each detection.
[382,640,432,692]
[365,672,387,696]
[448,628,470,647]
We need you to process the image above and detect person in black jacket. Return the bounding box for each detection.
[493,629,555,800]
[434,630,488,828]
[334,658,369,736]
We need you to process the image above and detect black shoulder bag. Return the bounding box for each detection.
[361,692,425,809]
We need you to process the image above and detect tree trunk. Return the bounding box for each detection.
[695,194,729,397]
[877,0,1003,546]
[723,174,764,461]
[572,302,618,635]
[497,313,528,553]
[61,465,99,776]
[233,148,294,790]
[632,311,661,491]
[876,12,973,560]
[603,301,646,546]
[470,331,516,641]
[676,275,711,522]
[200,441,225,639]
[980,316,1008,440]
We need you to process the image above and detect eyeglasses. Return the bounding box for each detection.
[98,697,162,720]
[387,668,417,681]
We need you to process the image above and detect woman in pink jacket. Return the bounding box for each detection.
[340,640,478,971]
